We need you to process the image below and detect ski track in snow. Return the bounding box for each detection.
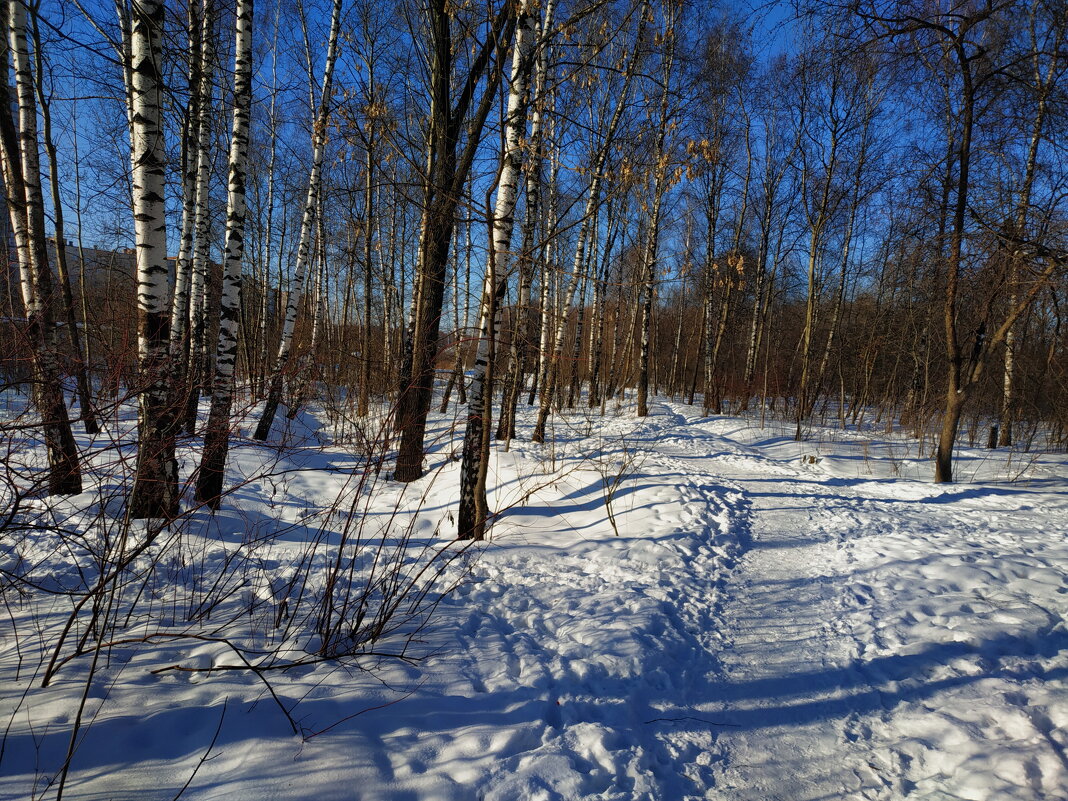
[3,399,1067,800]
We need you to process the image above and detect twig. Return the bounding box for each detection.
[302,682,423,741]
[644,715,742,727]
[171,698,227,801]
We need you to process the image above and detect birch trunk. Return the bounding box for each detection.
[636,12,676,418]
[567,217,593,409]
[181,2,215,434]
[794,91,839,440]
[439,225,465,414]
[742,193,773,389]
[0,0,80,495]
[588,195,621,409]
[699,173,719,413]
[707,262,737,413]
[253,0,342,441]
[169,0,204,368]
[196,0,254,508]
[255,0,283,397]
[381,179,397,388]
[1000,44,1054,446]
[357,63,377,417]
[497,15,553,440]
[458,0,538,539]
[126,0,177,518]
[527,135,560,410]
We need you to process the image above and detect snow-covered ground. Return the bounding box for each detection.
[2,396,1067,800]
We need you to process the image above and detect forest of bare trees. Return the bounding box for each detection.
[4,3,1068,796]
[2,0,1067,523]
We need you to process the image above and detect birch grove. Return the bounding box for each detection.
[530,0,646,443]
[0,0,1066,527]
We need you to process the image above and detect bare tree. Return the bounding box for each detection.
[636,0,679,418]
[29,5,99,435]
[253,0,343,441]
[998,0,1066,446]
[125,0,177,518]
[458,0,542,540]
[393,0,515,481]
[0,0,81,496]
[196,0,254,508]
[531,0,647,442]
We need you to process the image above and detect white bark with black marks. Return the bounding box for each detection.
[170,0,207,362]
[0,0,81,495]
[197,0,254,508]
[127,0,177,518]
[458,0,541,540]
[182,1,215,434]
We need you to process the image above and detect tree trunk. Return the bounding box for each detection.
[566,237,591,409]
[181,1,215,435]
[29,8,98,435]
[458,0,538,539]
[0,0,81,496]
[934,43,974,484]
[636,15,676,418]
[1000,59,1052,446]
[196,0,253,508]
[358,97,376,417]
[394,2,515,481]
[126,0,177,517]
[170,0,206,385]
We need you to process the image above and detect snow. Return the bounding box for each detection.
[2,395,1067,800]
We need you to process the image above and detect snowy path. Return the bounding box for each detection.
[660,418,887,799]
[354,410,749,800]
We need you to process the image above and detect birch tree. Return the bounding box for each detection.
[28,6,98,435]
[458,0,540,541]
[636,0,678,419]
[126,0,177,518]
[196,0,254,508]
[181,1,216,435]
[170,0,208,397]
[496,14,554,441]
[0,0,80,496]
